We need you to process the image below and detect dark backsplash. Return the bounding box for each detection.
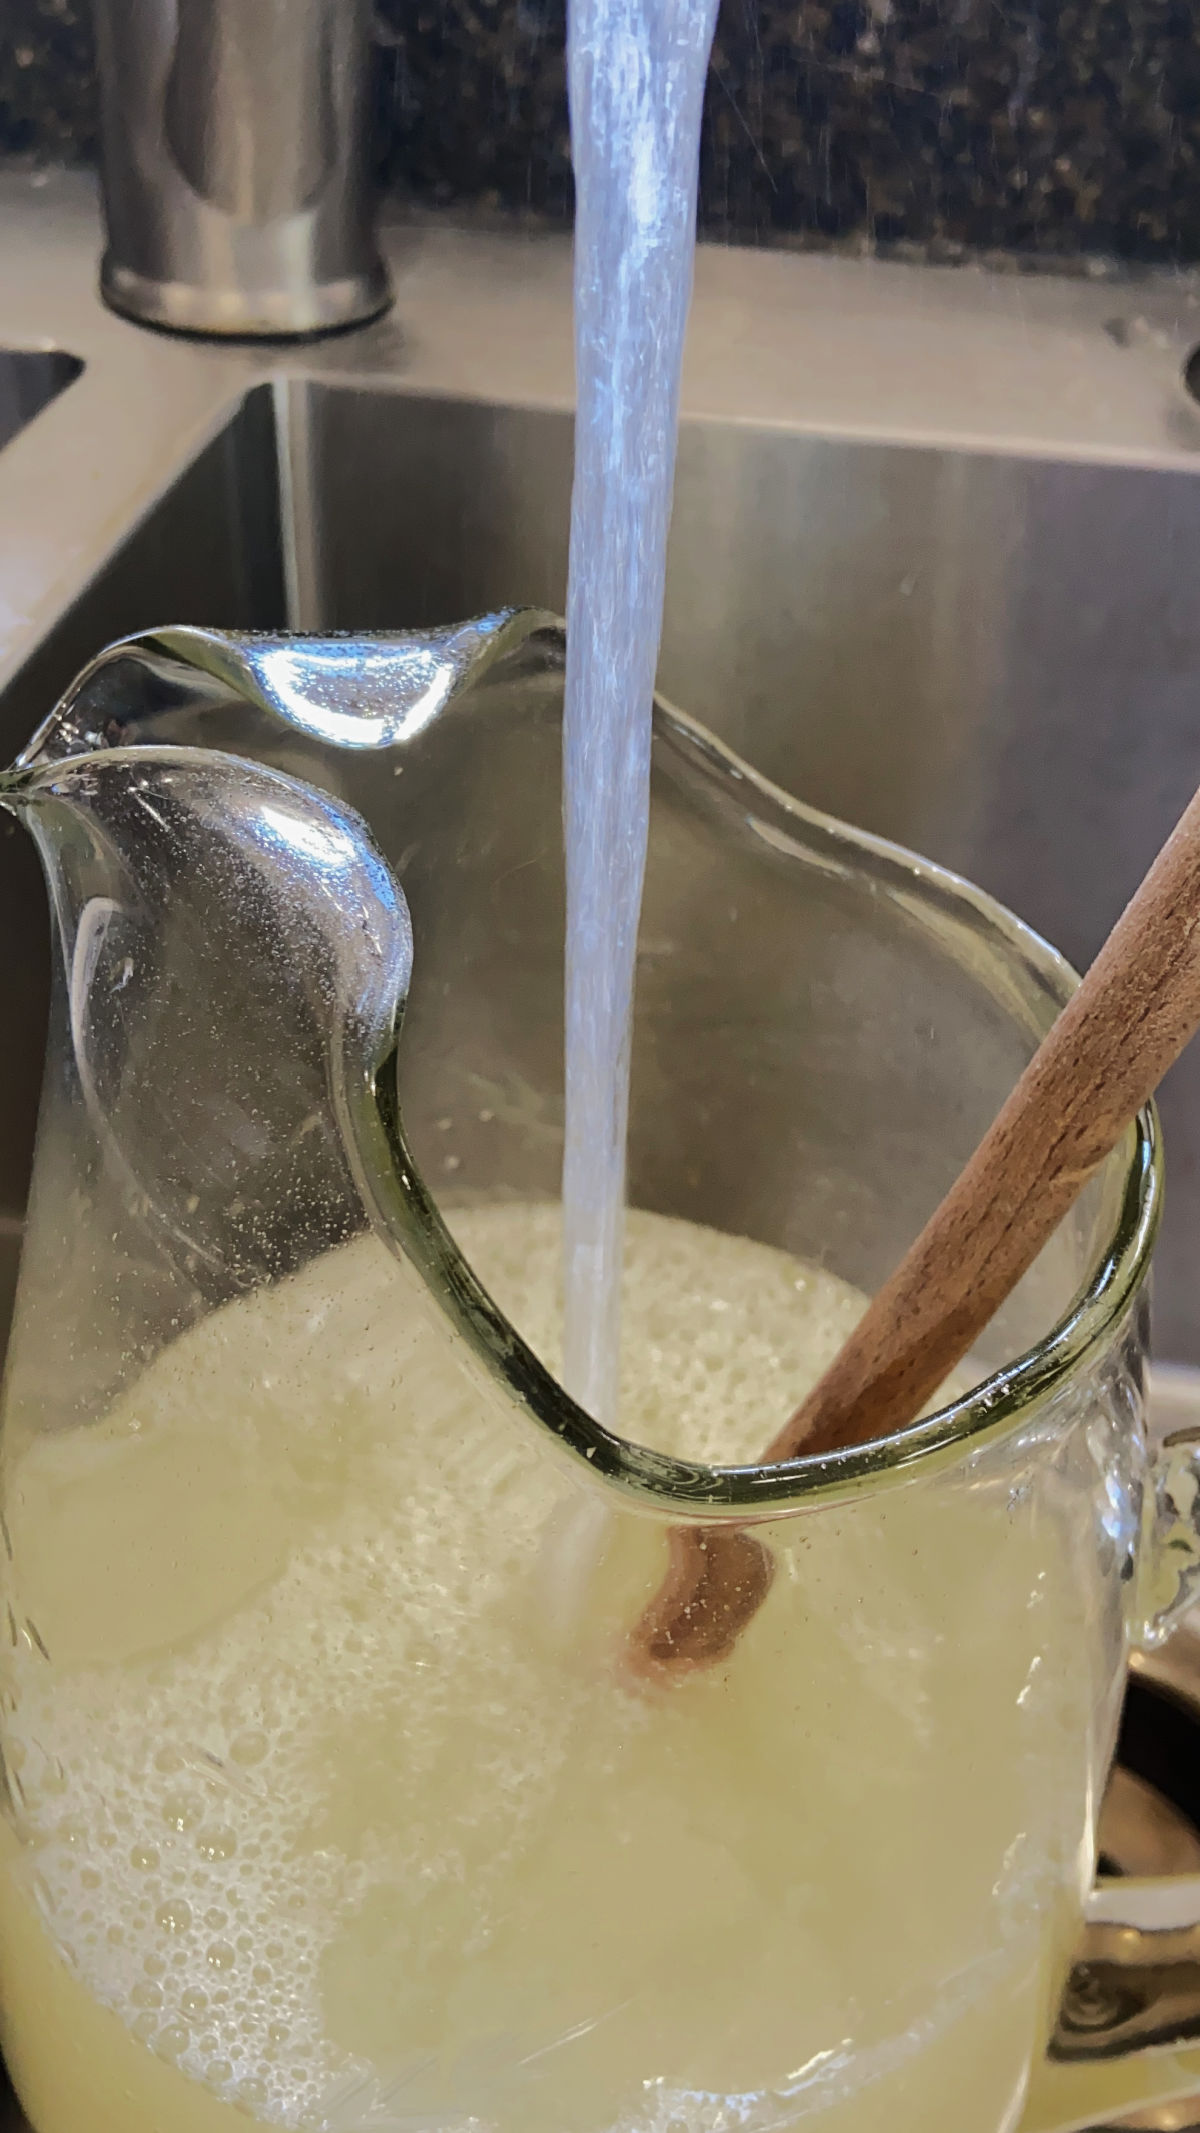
[5,0,1200,266]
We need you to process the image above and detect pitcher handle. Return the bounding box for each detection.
[1019,1422,1200,2132]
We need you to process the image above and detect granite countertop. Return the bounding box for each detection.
[4,0,1200,270]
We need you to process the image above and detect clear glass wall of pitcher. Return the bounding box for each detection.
[1,614,1199,2133]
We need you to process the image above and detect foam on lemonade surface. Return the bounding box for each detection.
[0,1206,1094,2133]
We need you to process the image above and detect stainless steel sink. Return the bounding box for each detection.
[6,172,1200,1375]
[6,154,1200,2133]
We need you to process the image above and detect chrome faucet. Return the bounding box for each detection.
[92,0,392,339]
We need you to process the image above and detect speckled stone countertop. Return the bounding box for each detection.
[4,0,1200,268]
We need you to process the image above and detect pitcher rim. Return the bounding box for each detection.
[346,676,1164,1522]
[359,1062,1161,1526]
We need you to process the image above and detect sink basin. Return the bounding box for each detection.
[0,350,81,457]
[5,172,1200,1373]
[6,167,1200,2133]
[7,366,1200,1362]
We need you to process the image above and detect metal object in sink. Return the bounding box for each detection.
[1067,1630,1200,2132]
[91,0,391,336]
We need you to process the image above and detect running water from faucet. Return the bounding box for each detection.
[561,0,720,1427]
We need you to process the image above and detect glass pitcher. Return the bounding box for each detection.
[1,611,1199,2133]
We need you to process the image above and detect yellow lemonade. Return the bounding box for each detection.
[0,1207,1098,2133]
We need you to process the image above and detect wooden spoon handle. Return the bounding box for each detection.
[628,779,1200,1680]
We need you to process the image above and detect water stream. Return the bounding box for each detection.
[561,0,720,1428]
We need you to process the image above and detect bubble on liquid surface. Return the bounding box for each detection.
[156,1899,192,1934]
[195,1828,236,1862]
[161,1792,203,1833]
[0,1210,903,2126]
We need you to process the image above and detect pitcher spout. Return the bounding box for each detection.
[1,742,415,1434]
